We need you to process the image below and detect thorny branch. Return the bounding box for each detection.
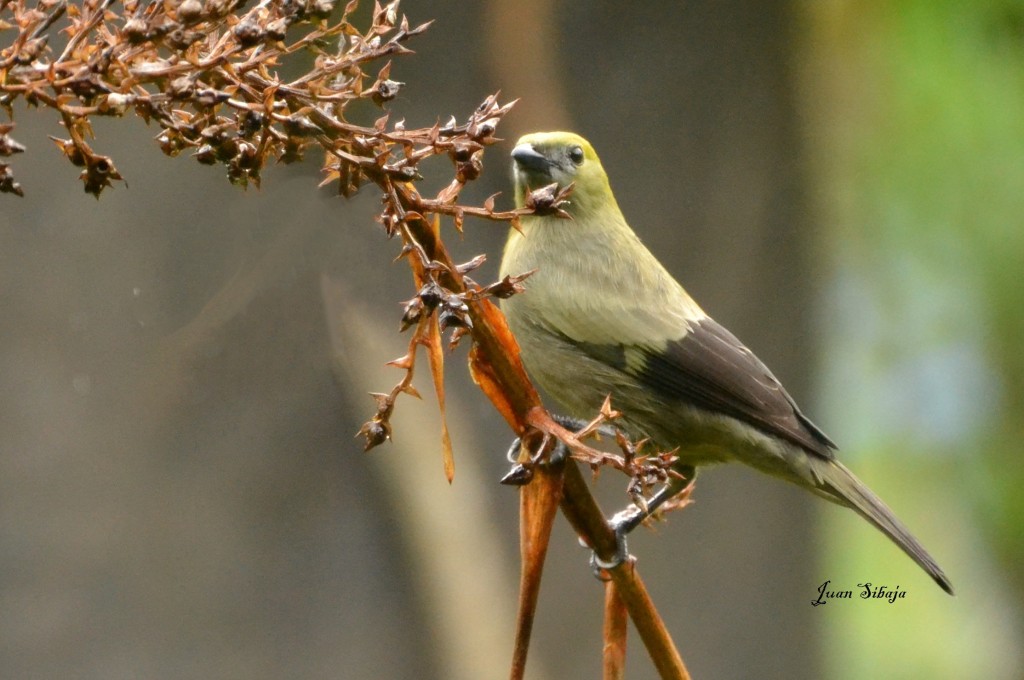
[1,0,676,490]
[1,0,436,196]
[0,0,676,491]
[3,0,692,674]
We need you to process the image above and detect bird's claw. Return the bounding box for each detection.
[505,436,523,464]
[586,512,636,578]
[544,438,570,466]
[504,414,611,471]
[500,434,570,486]
[505,434,570,466]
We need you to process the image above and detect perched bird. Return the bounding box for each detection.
[499,131,953,594]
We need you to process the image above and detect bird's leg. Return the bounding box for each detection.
[611,467,696,534]
[550,413,601,433]
[590,466,696,573]
[550,414,618,460]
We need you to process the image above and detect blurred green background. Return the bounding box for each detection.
[0,1,1020,678]
[805,1,1024,677]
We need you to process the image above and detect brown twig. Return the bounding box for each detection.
[603,579,628,680]
[509,451,564,680]
[559,460,691,680]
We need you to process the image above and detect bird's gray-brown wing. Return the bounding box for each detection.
[630,318,837,458]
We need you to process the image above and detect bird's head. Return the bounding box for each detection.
[511,132,614,215]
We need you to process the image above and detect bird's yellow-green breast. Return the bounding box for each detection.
[502,131,704,347]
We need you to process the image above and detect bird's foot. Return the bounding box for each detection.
[499,432,572,485]
[584,473,695,578]
[587,509,640,578]
[500,414,608,485]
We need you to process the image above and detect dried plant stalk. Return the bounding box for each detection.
[1,0,434,195]
[3,1,694,675]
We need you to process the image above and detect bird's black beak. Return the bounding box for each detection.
[511,143,551,175]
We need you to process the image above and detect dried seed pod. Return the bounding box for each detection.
[80,154,123,198]
[13,37,48,65]
[205,0,233,17]
[0,164,23,197]
[177,0,204,23]
[214,137,238,162]
[227,158,254,187]
[449,143,474,163]
[233,19,264,47]
[200,123,231,146]
[371,79,403,106]
[122,17,150,43]
[484,272,533,299]
[98,93,135,116]
[469,117,499,141]
[67,78,102,103]
[266,18,288,42]
[417,281,444,309]
[49,137,86,167]
[455,150,482,182]
[0,129,26,157]
[233,141,258,169]
[237,111,264,137]
[168,77,196,100]
[193,144,217,165]
[438,307,472,332]
[306,0,336,19]
[358,419,390,451]
[157,131,186,157]
[399,297,424,331]
[165,28,202,50]
[525,181,574,218]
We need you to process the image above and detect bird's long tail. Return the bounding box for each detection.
[816,459,954,595]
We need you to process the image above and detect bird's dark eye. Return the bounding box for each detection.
[568,145,585,165]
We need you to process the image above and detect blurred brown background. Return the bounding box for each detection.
[2,1,1021,678]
